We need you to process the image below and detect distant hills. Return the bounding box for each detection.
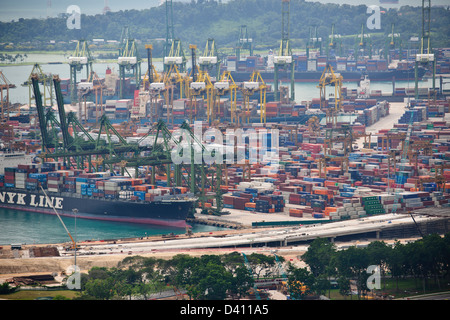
[0,0,233,22]
[0,0,449,55]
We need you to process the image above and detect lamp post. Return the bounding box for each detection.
[72,208,78,266]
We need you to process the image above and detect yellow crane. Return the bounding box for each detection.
[240,70,267,124]
[189,70,214,124]
[317,64,343,127]
[308,116,320,134]
[142,45,163,88]
[214,71,238,124]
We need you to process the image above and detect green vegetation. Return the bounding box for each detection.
[0,233,449,300]
[300,233,450,300]
[0,0,449,56]
[0,288,77,300]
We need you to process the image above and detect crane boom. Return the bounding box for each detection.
[40,186,77,249]
[31,74,51,150]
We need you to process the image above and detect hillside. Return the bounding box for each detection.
[0,0,449,55]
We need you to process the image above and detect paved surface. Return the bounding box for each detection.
[355,102,406,149]
[67,213,440,256]
[398,292,450,300]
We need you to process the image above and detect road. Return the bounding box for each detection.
[398,292,450,300]
[355,102,406,149]
[64,213,439,257]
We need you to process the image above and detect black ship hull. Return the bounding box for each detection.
[0,188,195,228]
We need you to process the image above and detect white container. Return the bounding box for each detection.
[190,82,206,90]
[118,57,137,65]
[68,56,88,64]
[274,56,292,64]
[243,82,259,90]
[214,82,230,90]
[307,60,317,71]
[199,57,218,64]
[164,56,183,65]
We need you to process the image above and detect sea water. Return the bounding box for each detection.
[1,54,443,105]
[0,208,225,245]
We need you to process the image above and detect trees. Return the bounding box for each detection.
[301,237,336,278]
[1,0,449,52]
[76,253,255,300]
[71,233,450,300]
[171,254,254,300]
[298,233,450,299]
[286,266,315,300]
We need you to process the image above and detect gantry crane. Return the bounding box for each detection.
[355,24,372,61]
[190,70,214,125]
[240,71,267,124]
[306,26,323,58]
[215,71,238,124]
[385,23,402,62]
[33,73,151,174]
[143,44,165,122]
[164,39,187,74]
[324,123,352,157]
[317,63,343,127]
[143,45,156,90]
[415,0,436,99]
[164,0,175,61]
[235,25,253,62]
[68,39,94,104]
[87,71,106,124]
[316,154,349,178]
[163,38,189,107]
[0,71,16,122]
[188,44,203,122]
[118,35,141,99]
[327,24,343,59]
[22,64,53,109]
[408,140,433,174]
[308,116,320,135]
[33,74,231,212]
[274,0,295,102]
[199,38,221,80]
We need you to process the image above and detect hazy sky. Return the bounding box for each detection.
[0,0,448,22]
[307,0,450,7]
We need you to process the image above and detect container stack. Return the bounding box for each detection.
[4,167,16,188]
[398,108,426,124]
[47,171,67,193]
[361,196,385,215]
[14,164,38,189]
[296,55,308,71]
[105,100,117,120]
[265,102,281,118]
[329,200,366,220]
[173,99,187,119]
[115,99,132,120]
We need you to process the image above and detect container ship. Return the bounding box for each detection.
[0,162,196,228]
[226,53,427,83]
[60,67,137,104]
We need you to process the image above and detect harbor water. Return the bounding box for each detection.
[0,53,445,105]
[0,207,224,245]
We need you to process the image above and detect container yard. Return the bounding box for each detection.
[0,0,448,231]
[0,0,450,303]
